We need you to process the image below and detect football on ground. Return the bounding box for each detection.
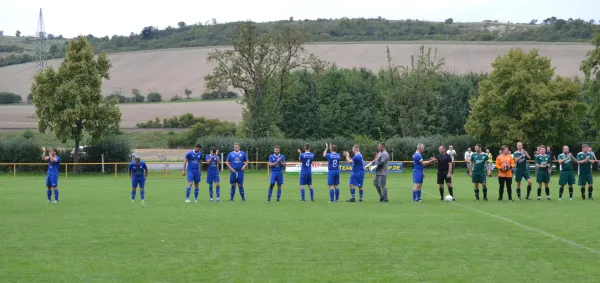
[1,169,599,282]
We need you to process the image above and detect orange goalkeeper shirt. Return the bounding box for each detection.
[496,154,515,177]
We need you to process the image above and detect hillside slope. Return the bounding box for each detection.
[0,42,592,98]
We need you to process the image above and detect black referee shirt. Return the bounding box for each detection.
[437,153,453,171]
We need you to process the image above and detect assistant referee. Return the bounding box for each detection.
[436,145,454,201]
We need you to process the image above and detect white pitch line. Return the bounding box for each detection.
[388,180,600,256]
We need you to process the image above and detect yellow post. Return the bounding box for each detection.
[165,163,168,179]
[114,163,117,179]
[65,164,68,179]
[13,164,16,179]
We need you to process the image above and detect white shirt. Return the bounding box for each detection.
[464,151,473,162]
[447,150,456,161]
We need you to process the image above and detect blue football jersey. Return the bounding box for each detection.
[185,150,203,170]
[325,153,341,171]
[352,153,364,173]
[206,155,219,174]
[129,161,147,179]
[413,152,424,172]
[269,154,286,172]
[47,156,61,176]
[300,152,315,174]
[227,151,248,170]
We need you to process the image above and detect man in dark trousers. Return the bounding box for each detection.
[435,144,454,201]
[367,143,389,202]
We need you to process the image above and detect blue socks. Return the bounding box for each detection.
[47,189,52,201]
[350,188,356,198]
[194,188,199,200]
[310,188,314,201]
[186,186,191,200]
[329,188,334,202]
[412,190,417,201]
[54,189,59,202]
[209,185,214,199]
[140,189,145,200]
[301,188,305,201]
[268,188,273,201]
[277,189,281,201]
[417,190,422,200]
[335,188,340,201]
[359,189,364,199]
[131,189,136,200]
[216,186,220,199]
[412,190,422,201]
[230,186,235,200]
[239,186,245,201]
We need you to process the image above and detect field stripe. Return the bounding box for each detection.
[388,180,600,256]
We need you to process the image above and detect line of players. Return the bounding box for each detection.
[425,142,595,202]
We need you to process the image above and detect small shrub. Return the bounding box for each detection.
[22,130,34,140]
[170,94,182,102]
[105,93,128,103]
[147,92,162,102]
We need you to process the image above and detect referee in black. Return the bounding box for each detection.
[435,144,454,201]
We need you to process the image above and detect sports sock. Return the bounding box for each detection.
[448,187,454,197]
[415,189,420,200]
[350,188,356,199]
[359,189,364,199]
[239,186,245,201]
[412,190,416,201]
[526,185,532,198]
[186,186,191,199]
[559,186,564,198]
[310,188,314,201]
[474,188,480,199]
[517,187,521,198]
[335,188,340,201]
[140,189,145,200]
[277,189,281,201]
[230,186,236,200]
[209,185,214,199]
[268,188,273,201]
[47,189,52,201]
[483,187,488,199]
[383,187,389,200]
[439,187,444,199]
[589,186,594,198]
[545,187,550,197]
[507,187,512,200]
[216,186,221,199]
[498,185,504,200]
[568,186,573,198]
[194,188,199,200]
[537,187,542,197]
[54,189,59,201]
[131,189,136,200]
[329,188,334,202]
[300,188,305,201]
[376,186,383,197]
[581,187,586,199]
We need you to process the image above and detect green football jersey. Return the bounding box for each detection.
[513,151,528,170]
[577,152,594,173]
[535,154,551,168]
[471,152,488,172]
[558,153,574,171]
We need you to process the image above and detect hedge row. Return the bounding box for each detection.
[0,92,22,104]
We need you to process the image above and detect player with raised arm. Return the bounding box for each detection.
[206,148,221,202]
[298,143,315,202]
[344,145,364,202]
[129,157,148,203]
[298,144,316,202]
[469,144,492,201]
[434,145,453,201]
[323,143,341,202]
[577,144,594,200]
[226,143,249,202]
[496,145,515,201]
[413,143,436,202]
[535,145,552,200]
[42,147,61,203]
[267,146,286,202]
[558,146,576,201]
[513,142,532,200]
[182,144,203,203]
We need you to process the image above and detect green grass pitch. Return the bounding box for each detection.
[1,169,600,282]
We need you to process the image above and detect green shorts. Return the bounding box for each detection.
[536,170,550,184]
[515,169,530,182]
[558,170,575,186]
[472,171,487,184]
[578,174,593,186]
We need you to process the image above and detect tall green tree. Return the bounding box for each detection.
[466,48,586,146]
[581,34,600,139]
[30,37,121,168]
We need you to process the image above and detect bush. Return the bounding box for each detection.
[27,93,33,103]
[105,93,128,103]
[133,93,145,102]
[22,130,34,140]
[200,91,238,100]
[147,92,162,102]
[170,94,182,102]
[136,113,237,129]
[0,92,22,104]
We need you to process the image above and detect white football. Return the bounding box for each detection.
[445,195,454,202]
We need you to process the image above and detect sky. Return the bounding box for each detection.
[0,0,598,38]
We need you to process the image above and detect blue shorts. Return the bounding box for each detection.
[46,175,58,187]
[229,170,245,185]
[349,172,364,187]
[270,171,284,185]
[413,170,424,184]
[299,173,312,186]
[187,170,201,184]
[328,171,340,186]
[132,179,146,189]
[207,173,220,184]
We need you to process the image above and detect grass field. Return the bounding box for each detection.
[1,169,600,282]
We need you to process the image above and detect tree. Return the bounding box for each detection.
[178,21,186,28]
[205,22,319,138]
[529,19,538,25]
[466,48,586,146]
[184,88,193,99]
[15,30,21,37]
[30,37,121,170]
[581,34,600,138]
[444,18,454,24]
[47,34,55,40]
[141,26,157,39]
[289,16,294,22]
